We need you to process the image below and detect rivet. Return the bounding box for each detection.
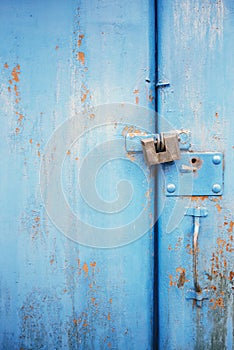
[212,155,222,165]
[212,184,221,193]
[167,183,176,193]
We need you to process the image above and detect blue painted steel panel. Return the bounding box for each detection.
[157,1,234,349]
[0,1,155,349]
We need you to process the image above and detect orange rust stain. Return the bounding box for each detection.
[191,196,208,201]
[210,297,225,309]
[149,94,154,102]
[63,289,67,293]
[29,139,33,144]
[50,258,54,265]
[78,51,85,64]
[15,127,20,134]
[224,221,228,226]
[185,243,193,255]
[75,157,79,161]
[135,96,139,104]
[108,343,111,348]
[15,98,20,104]
[229,271,234,280]
[217,238,226,248]
[9,80,12,85]
[215,112,219,118]
[37,150,41,157]
[169,274,176,287]
[12,65,20,82]
[81,92,88,103]
[83,262,89,276]
[107,312,111,321]
[109,298,112,304]
[89,113,95,119]
[8,87,11,92]
[78,34,85,47]
[34,216,40,222]
[14,85,19,96]
[89,283,93,288]
[126,153,135,162]
[90,261,96,267]
[73,319,78,325]
[133,89,139,94]
[17,114,24,123]
[83,320,88,327]
[55,45,59,50]
[210,285,217,291]
[4,63,9,69]
[66,150,71,156]
[228,221,234,233]
[91,297,96,304]
[215,204,222,213]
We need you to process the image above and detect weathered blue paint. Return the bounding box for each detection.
[157,0,234,349]
[0,1,155,349]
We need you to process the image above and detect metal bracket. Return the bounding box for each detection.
[186,289,211,308]
[165,152,223,196]
[125,129,191,152]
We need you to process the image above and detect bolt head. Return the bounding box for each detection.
[212,155,222,165]
[212,183,222,193]
[167,183,176,193]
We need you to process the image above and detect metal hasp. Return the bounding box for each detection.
[165,152,223,196]
[141,132,180,166]
[185,207,210,308]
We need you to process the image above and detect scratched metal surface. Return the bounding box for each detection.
[0,1,155,349]
[157,0,234,349]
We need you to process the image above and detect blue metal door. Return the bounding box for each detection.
[157,1,234,349]
[0,1,156,349]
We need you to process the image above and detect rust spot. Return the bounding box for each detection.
[81,92,88,103]
[126,153,135,162]
[215,204,222,212]
[66,150,71,156]
[37,150,41,157]
[77,51,85,64]
[55,45,59,50]
[9,79,12,85]
[78,34,84,47]
[12,65,20,82]
[133,89,139,94]
[14,85,19,96]
[89,113,95,119]
[176,267,188,288]
[29,139,33,144]
[75,157,79,161]
[191,196,208,201]
[169,274,176,287]
[91,297,96,304]
[135,96,139,105]
[50,258,54,265]
[83,320,88,327]
[109,298,112,303]
[229,271,234,280]
[217,238,226,248]
[90,261,96,267]
[8,87,11,92]
[4,63,9,69]
[228,221,234,233]
[73,319,78,325]
[15,127,20,134]
[107,312,111,321]
[83,262,88,276]
[215,112,219,118]
[108,343,111,348]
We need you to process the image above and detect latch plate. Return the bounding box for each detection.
[165,152,223,196]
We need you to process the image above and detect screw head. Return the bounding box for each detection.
[212,155,222,165]
[212,183,222,193]
[167,183,176,193]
